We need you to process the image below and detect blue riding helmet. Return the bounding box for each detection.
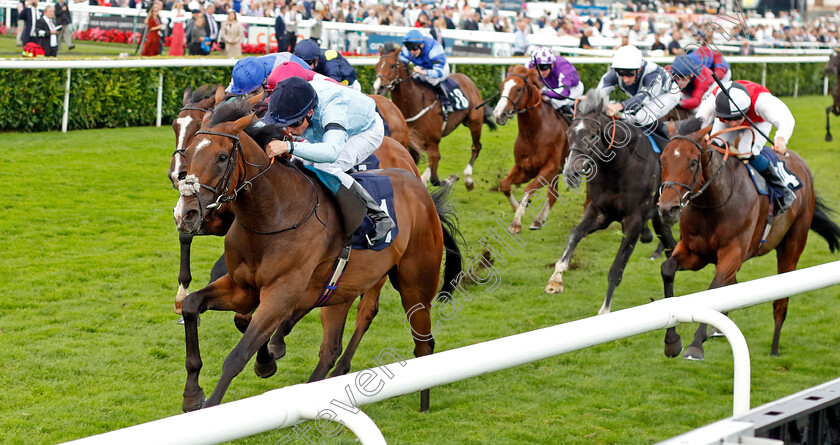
[231,57,267,95]
[403,29,425,43]
[294,39,321,63]
[670,54,702,78]
[267,77,318,126]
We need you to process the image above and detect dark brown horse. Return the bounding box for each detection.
[824,49,840,141]
[492,64,570,233]
[658,118,840,360]
[544,89,677,315]
[661,105,694,123]
[173,99,459,412]
[373,42,496,190]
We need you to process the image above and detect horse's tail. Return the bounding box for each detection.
[811,195,840,253]
[430,181,463,298]
[483,105,498,132]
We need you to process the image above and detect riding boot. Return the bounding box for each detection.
[757,162,797,215]
[350,180,395,245]
[436,82,453,114]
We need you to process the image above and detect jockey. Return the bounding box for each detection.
[686,44,731,82]
[294,39,361,91]
[261,76,394,244]
[524,46,583,114]
[399,29,454,113]
[667,53,714,112]
[597,45,680,135]
[695,80,796,213]
[266,60,341,94]
[227,53,309,95]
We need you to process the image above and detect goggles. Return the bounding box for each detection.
[287,115,309,128]
[615,68,638,77]
[405,42,422,51]
[536,63,552,71]
[718,115,744,122]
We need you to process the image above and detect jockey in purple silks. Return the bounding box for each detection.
[524,46,584,114]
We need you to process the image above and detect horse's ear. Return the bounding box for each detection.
[182,86,193,106]
[233,113,256,132]
[698,124,713,138]
[378,44,385,55]
[667,121,677,137]
[245,88,265,107]
[200,110,213,129]
[214,85,226,106]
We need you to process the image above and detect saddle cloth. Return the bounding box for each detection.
[439,78,469,111]
[743,146,802,203]
[303,166,399,251]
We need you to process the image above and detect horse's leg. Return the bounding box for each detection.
[427,143,442,187]
[174,232,194,315]
[308,301,352,382]
[329,277,387,378]
[209,253,227,283]
[202,285,301,409]
[545,206,611,294]
[233,312,277,378]
[181,275,254,412]
[463,124,483,191]
[519,166,559,232]
[661,243,707,358]
[598,216,647,315]
[650,213,677,259]
[499,164,529,214]
[826,106,833,142]
[683,246,743,361]
[769,215,810,355]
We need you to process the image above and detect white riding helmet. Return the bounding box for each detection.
[611,45,643,70]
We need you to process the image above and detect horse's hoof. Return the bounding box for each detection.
[826,134,833,142]
[640,227,654,243]
[268,342,286,361]
[708,327,725,338]
[443,174,460,187]
[508,224,521,234]
[430,177,441,187]
[182,389,206,412]
[176,317,185,325]
[683,346,704,361]
[254,359,277,378]
[529,221,543,230]
[649,251,663,260]
[664,337,683,358]
[544,280,564,294]
[465,178,475,191]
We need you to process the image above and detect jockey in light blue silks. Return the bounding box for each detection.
[398,29,455,112]
[259,76,394,243]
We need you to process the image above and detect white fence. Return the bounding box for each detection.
[1,55,832,133]
[60,261,840,445]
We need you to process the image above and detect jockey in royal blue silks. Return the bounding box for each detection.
[259,76,394,244]
[525,46,584,114]
[294,39,361,91]
[226,53,310,95]
[399,29,455,112]
[695,80,797,214]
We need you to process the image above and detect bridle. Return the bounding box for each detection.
[567,113,627,171]
[658,126,750,208]
[375,54,410,93]
[498,73,543,120]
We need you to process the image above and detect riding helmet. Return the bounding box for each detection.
[294,39,321,64]
[231,57,267,95]
[403,29,425,43]
[669,54,702,78]
[715,82,751,120]
[532,46,556,66]
[611,45,643,70]
[267,77,318,126]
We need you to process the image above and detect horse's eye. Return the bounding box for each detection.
[218,153,229,162]
[178,171,187,181]
[690,159,698,168]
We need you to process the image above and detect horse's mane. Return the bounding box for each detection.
[576,89,610,116]
[381,42,400,54]
[209,98,253,127]
[191,84,220,104]
[677,117,703,136]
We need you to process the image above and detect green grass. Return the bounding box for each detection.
[1,96,840,445]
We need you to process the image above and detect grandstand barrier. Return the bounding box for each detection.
[0,55,831,133]
[59,261,840,445]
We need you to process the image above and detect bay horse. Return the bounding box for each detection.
[824,49,840,141]
[544,89,677,315]
[173,99,460,412]
[658,118,840,360]
[373,42,497,190]
[492,64,570,234]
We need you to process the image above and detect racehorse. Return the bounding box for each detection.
[824,49,840,141]
[544,89,677,315]
[173,99,460,412]
[373,42,497,190]
[658,118,840,360]
[661,105,694,123]
[492,64,570,234]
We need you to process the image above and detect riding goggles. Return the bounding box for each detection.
[536,63,552,71]
[287,116,309,128]
[718,115,745,122]
[405,42,422,51]
[615,68,638,78]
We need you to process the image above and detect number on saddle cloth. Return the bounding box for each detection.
[440,78,469,111]
[744,146,802,198]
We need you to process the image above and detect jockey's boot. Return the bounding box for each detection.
[436,82,453,114]
[350,181,395,245]
[758,162,796,215]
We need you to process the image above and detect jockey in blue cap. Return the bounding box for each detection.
[397,29,454,112]
[259,77,394,244]
[294,39,361,91]
[226,53,310,95]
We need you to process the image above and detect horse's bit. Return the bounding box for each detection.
[498,73,543,120]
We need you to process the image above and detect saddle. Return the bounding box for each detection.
[743,147,801,215]
[437,78,469,113]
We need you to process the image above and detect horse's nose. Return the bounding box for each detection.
[658,204,681,226]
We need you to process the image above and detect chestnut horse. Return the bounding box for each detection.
[544,89,677,314]
[658,118,840,360]
[173,99,459,412]
[373,42,496,190]
[824,49,840,141]
[492,64,570,234]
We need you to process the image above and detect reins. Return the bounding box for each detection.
[498,72,543,120]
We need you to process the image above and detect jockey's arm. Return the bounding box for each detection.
[621,71,664,114]
[694,94,716,128]
[680,78,707,109]
[755,93,795,153]
[595,70,618,94]
[288,126,349,163]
